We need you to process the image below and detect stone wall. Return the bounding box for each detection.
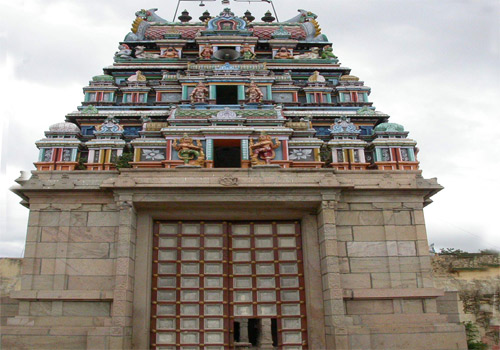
[1,169,468,349]
[433,253,500,349]
[2,186,120,349]
[330,190,466,349]
[0,259,22,326]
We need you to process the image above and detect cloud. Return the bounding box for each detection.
[0,0,499,256]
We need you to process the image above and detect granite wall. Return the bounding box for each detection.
[1,169,467,349]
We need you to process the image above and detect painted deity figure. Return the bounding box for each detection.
[190,82,209,104]
[199,44,214,59]
[293,47,320,60]
[241,44,256,60]
[161,47,179,59]
[246,82,263,103]
[172,134,205,166]
[321,45,337,59]
[249,132,280,165]
[275,47,293,59]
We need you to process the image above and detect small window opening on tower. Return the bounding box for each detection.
[216,85,238,105]
[214,139,241,168]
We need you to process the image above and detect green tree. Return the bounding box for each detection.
[116,150,133,169]
[463,322,487,350]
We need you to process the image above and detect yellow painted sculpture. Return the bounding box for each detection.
[249,132,280,165]
[172,134,205,166]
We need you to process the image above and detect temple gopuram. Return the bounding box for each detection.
[4,4,467,350]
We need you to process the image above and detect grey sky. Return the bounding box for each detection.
[1,0,499,257]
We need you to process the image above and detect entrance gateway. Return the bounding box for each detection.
[151,221,308,349]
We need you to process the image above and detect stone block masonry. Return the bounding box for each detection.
[2,169,467,349]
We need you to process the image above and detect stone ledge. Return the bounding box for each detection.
[10,290,114,301]
[343,288,445,300]
[13,169,442,193]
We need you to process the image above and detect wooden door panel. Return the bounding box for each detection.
[151,221,307,350]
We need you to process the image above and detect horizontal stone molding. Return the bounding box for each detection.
[10,290,114,301]
[343,288,445,300]
[13,169,442,193]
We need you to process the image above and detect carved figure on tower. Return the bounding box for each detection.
[114,44,132,60]
[293,47,320,59]
[128,70,147,82]
[199,44,214,59]
[275,47,293,59]
[249,132,280,166]
[321,45,337,59]
[241,44,256,60]
[173,134,205,166]
[141,115,152,131]
[161,47,179,59]
[246,82,263,103]
[135,45,160,59]
[190,82,209,104]
[284,9,328,42]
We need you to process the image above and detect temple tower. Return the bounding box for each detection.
[4,5,466,350]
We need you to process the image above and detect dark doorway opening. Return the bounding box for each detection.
[248,319,260,346]
[271,318,278,347]
[216,85,238,105]
[233,321,241,342]
[214,139,241,168]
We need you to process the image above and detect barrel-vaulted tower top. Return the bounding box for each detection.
[33,6,420,172]
[124,8,328,43]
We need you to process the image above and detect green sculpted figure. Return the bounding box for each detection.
[241,44,256,60]
[321,45,337,59]
[173,134,205,166]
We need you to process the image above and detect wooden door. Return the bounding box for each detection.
[151,221,308,350]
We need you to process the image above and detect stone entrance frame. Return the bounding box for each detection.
[132,190,327,349]
[3,168,467,350]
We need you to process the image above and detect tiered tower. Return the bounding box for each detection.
[5,6,466,350]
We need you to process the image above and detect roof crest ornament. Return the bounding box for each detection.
[205,8,248,32]
[211,107,243,120]
[95,116,124,135]
[215,62,238,71]
[329,116,360,134]
[220,8,235,18]
[271,26,291,39]
[284,9,328,42]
